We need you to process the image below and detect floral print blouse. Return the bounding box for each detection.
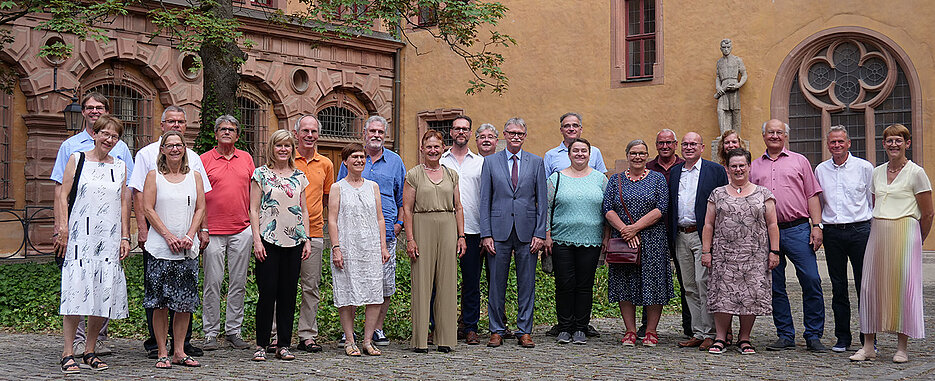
[252,165,309,247]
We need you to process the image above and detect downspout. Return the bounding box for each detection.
[393,46,402,154]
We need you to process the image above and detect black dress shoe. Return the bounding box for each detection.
[413,347,428,353]
[806,339,828,353]
[545,324,560,337]
[437,346,451,353]
[586,325,601,338]
[636,325,647,340]
[147,349,159,359]
[185,343,204,357]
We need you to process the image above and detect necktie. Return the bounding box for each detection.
[511,154,519,189]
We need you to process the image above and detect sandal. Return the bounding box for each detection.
[642,332,659,347]
[61,355,80,374]
[266,341,279,354]
[362,342,382,356]
[82,352,108,371]
[621,331,637,346]
[297,338,323,353]
[252,348,267,361]
[708,339,727,354]
[737,340,756,355]
[155,356,172,369]
[172,355,201,367]
[275,347,295,361]
[344,343,361,357]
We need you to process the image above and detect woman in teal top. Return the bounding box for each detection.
[544,138,608,345]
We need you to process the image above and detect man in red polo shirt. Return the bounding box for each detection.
[199,115,255,350]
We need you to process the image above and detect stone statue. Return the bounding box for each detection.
[714,38,747,136]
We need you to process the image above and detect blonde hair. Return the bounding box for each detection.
[265,129,296,169]
[156,130,190,175]
[882,124,911,141]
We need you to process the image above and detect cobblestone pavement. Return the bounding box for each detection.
[3,258,935,380]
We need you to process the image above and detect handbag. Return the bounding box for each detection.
[605,176,641,265]
[540,173,560,274]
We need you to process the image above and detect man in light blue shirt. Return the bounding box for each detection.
[336,115,405,346]
[543,112,606,177]
[50,92,133,357]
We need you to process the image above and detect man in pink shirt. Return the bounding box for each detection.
[199,115,255,351]
[750,119,827,353]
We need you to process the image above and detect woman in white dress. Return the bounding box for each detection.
[327,143,391,356]
[54,115,131,373]
[142,130,206,369]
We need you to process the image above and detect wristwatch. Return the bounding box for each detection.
[812,223,823,229]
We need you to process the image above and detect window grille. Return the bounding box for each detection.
[625,0,655,80]
[318,106,363,140]
[85,84,153,155]
[237,96,268,166]
[426,119,454,147]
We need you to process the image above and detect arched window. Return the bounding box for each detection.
[237,94,268,165]
[774,29,921,166]
[85,84,153,155]
[318,106,363,139]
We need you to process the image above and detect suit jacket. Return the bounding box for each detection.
[667,158,728,247]
[479,149,548,242]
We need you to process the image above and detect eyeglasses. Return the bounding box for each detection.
[628,151,649,157]
[452,127,471,133]
[84,106,106,111]
[163,120,186,125]
[884,138,905,146]
[97,131,120,141]
[561,123,581,129]
[656,140,677,146]
[163,143,185,150]
[217,127,238,134]
[504,131,526,138]
[681,142,701,148]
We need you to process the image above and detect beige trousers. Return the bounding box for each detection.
[410,212,458,349]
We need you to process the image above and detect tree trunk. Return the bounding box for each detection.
[195,0,245,154]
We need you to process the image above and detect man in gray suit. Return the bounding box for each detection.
[480,117,548,348]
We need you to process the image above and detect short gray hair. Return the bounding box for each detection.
[626,139,648,154]
[827,125,849,139]
[214,114,240,133]
[656,129,677,142]
[365,115,388,130]
[475,123,497,138]
[504,117,526,132]
[293,114,320,131]
[161,105,186,122]
[559,112,582,125]
[761,121,791,135]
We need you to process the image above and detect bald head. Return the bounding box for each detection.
[681,132,704,164]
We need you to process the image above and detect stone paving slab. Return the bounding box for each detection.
[3,277,934,380]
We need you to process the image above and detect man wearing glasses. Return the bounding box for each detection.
[480,117,548,348]
[51,92,135,357]
[199,115,256,351]
[543,112,607,177]
[129,105,212,359]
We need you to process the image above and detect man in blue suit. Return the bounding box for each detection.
[480,117,548,348]
[668,132,728,351]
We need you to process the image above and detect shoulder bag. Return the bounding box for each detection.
[540,173,560,274]
[605,176,641,265]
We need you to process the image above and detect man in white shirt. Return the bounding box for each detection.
[814,125,873,353]
[439,115,485,345]
[129,105,212,358]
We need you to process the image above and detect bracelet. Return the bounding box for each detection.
[184,234,193,242]
[52,232,60,237]
[121,237,131,242]
[458,235,465,239]
[769,249,781,255]
[332,245,340,250]
[702,251,711,255]
[200,228,209,233]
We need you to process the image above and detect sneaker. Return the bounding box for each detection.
[339,333,359,344]
[73,341,86,358]
[831,339,850,353]
[806,339,827,353]
[766,338,796,351]
[226,334,252,350]
[373,329,389,346]
[95,339,112,355]
[203,336,220,351]
[572,331,587,345]
[636,325,647,340]
[556,332,572,344]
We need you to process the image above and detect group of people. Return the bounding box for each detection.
[51,92,930,374]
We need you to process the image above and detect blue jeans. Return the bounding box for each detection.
[488,229,536,335]
[772,222,825,341]
[823,221,870,345]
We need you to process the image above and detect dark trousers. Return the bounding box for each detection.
[254,240,302,348]
[459,234,483,333]
[553,244,600,333]
[823,221,870,345]
[143,250,193,352]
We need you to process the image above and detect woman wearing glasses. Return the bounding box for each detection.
[602,139,673,347]
[142,130,206,369]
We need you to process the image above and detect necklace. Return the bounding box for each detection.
[424,165,442,172]
[887,160,907,174]
[730,182,748,194]
[625,169,647,182]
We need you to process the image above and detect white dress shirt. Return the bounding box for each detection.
[128,137,212,193]
[677,159,702,227]
[815,152,873,224]
[441,149,484,234]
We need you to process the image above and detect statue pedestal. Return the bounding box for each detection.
[711,137,750,163]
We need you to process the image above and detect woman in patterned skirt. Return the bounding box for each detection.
[54,115,130,373]
[701,148,780,355]
[850,124,933,363]
[602,139,673,347]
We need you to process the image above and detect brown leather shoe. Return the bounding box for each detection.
[487,333,503,347]
[517,334,535,348]
[678,337,704,348]
[698,338,715,351]
[465,331,480,345]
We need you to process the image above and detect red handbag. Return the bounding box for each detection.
[605,178,641,265]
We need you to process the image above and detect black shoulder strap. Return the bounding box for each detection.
[67,151,86,215]
[549,172,561,229]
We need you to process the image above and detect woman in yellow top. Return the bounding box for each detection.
[402,130,466,353]
[850,124,933,363]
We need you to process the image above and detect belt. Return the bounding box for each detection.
[677,225,698,233]
[777,217,809,230]
[824,220,871,230]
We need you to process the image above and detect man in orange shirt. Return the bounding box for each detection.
[291,114,335,352]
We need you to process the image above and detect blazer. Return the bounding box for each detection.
[667,158,728,247]
[479,149,548,242]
